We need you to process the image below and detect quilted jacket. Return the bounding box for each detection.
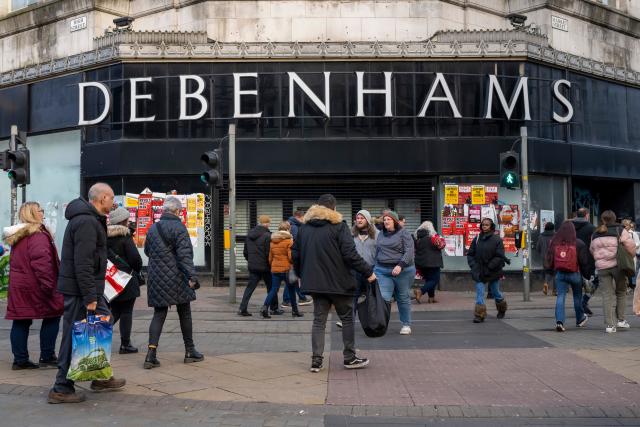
[144,213,197,308]
[269,231,293,273]
[590,225,635,270]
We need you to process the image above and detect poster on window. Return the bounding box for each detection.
[444,235,464,256]
[444,185,459,205]
[497,204,520,254]
[540,210,555,229]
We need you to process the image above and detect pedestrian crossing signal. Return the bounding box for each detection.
[499,151,520,189]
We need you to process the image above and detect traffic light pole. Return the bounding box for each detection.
[9,126,18,225]
[521,126,531,302]
[228,124,237,304]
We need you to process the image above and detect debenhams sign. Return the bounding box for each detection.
[78,72,574,125]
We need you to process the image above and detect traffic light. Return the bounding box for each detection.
[499,151,520,189]
[7,149,30,185]
[200,149,223,187]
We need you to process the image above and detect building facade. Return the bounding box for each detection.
[0,0,639,287]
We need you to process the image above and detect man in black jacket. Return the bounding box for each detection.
[49,183,126,404]
[238,215,281,316]
[293,194,376,373]
[467,218,508,323]
[571,208,598,315]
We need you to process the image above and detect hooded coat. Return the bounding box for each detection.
[590,224,635,271]
[535,229,555,274]
[292,205,373,296]
[414,228,444,269]
[107,224,143,301]
[144,213,197,307]
[57,198,108,306]
[269,230,293,273]
[287,216,302,240]
[467,221,506,283]
[243,225,271,273]
[3,223,63,320]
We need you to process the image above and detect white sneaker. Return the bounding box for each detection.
[616,320,630,329]
[400,326,412,335]
[335,321,343,328]
[605,325,617,333]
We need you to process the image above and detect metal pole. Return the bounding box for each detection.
[521,126,531,302]
[9,125,17,225]
[228,124,237,304]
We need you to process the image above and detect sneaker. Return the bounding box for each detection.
[90,376,126,391]
[555,322,565,332]
[298,298,312,306]
[344,356,369,370]
[310,360,323,373]
[281,302,291,308]
[11,360,39,370]
[47,390,86,404]
[270,309,285,315]
[583,304,593,316]
[605,325,617,333]
[577,316,588,327]
[400,325,412,335]
[237,310,252,317]
[616,320,630,329]
[336,321,343,328]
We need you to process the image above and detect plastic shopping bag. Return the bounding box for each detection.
[67,314,113,382]
[357,280,391,338]
[104,260,132,302]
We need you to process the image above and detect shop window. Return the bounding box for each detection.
[438,177,522,272]
[530,176,568,269]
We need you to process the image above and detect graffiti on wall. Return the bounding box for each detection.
[573,186,600,219]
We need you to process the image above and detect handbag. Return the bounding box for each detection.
[104,260,133,302]
[357,279,391,338]
[287,269,298,284]
[617,228,635,277]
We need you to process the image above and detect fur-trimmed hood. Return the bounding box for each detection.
[108,224,130,238]
[271,230,292,242]
[303,205,343,225]
[2,223,44,246]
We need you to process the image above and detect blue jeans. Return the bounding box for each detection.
[283,283,307,303]
[475,280,503,305]
[10,317,60,363]
[555,271,585,325]
[375,265,416,326]
[420,267,441,298]
[265,273,297,312]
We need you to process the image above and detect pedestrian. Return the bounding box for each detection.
[143,196,203,368]
[571,208,597,314]
[3,202,63,370]
[292,194,375,373]
[536,222,556,296]
[238,215,282,316]
[414,221,444,304]
[262,221,303,318]
[106,207,143,354]
[335,209,378,327]
[283,210,311,307]
[545,221,591,332]
[622,219,640,289]
[590,210,636,333]
[398,215,407,228]
[467,218,508,323]
[374,210,416,335]
[49,183,126,404]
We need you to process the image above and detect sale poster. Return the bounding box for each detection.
[471,185,486,205]
[444,185,459,205]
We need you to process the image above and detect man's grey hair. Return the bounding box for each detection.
[88,182,113,201]
[163,196,182,213]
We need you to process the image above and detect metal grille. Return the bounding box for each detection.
[213,175,434,280]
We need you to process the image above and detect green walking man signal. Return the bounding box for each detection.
[499,151,520,189]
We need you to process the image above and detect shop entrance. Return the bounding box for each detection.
[572,178,635,222]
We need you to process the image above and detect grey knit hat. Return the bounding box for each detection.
[109,207,130,225]
[356,209,372,225]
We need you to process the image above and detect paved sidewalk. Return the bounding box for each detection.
[1,286,639,425]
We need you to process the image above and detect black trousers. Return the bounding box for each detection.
[239,271,278,312]
[53,295,111,394]
[311,294,355,364]
[148,303,193,349]
[110,298,136,345]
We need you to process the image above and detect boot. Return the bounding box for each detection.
[143,346,160,369]
[119,341,138,354]
[496,299,508,319]
[292,309,304,318]
[582,294,593,316]
[473,304,486,323]
[261,305,271,319]
[184,346,204,363]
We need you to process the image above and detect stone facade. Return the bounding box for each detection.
[0,0,638,73]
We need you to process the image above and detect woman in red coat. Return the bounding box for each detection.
[2,202,63,370]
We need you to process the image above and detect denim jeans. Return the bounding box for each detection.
[283,283,307,303]
[239,271,278,312]
[10,317,60,364]
[419,267,441,298]
[554,271,585,325]
[375,265,416,326]
[475,280,503,305]
[265,272,298,312]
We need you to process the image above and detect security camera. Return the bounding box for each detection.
[113,16,135,29]
[506,13,527,28]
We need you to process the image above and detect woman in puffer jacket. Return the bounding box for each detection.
[590,210,636,333]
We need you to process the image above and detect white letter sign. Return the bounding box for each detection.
[288,72,331,118]
[179,75,208,120]
[356,71,393,117]
[78,82,110,125]
[129,77,155,122]
[418,73,462,118]
[552,79,574,123]
[485,75,531,120]
[233,73,262,118]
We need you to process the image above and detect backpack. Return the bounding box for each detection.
[431,233,446,250]
[553,243,578,272]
